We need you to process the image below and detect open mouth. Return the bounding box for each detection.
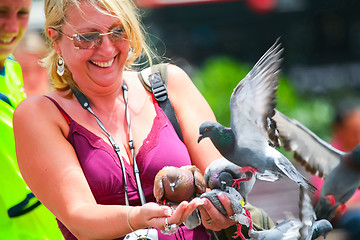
[90,58,114,68]
[0,37,16,45]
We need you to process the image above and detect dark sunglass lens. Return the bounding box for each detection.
[110,27,126,41]
[74,32,101,49]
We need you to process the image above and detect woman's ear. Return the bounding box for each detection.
[47,28,61,54]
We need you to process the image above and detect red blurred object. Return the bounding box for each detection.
[134,0,241,8]
[246,0,276,14]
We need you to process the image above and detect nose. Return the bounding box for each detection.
[97,34,116,53]
[2,14,20,33]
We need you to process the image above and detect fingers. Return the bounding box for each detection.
[198,194,236,231]
[218,193,235,216]
[168,198,205,225]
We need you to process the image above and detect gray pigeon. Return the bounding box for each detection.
[248,185,332,240]
[298,186,333,240]
[249,219,302,240]
[204,157,256,204]
[201,186,252,240]
[204,157,280,204]
[198,40,316,193]
[273,109,360,220]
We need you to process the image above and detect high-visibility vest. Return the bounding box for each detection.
[0,56,63,240]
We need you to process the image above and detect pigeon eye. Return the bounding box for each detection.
[205,128,209,132]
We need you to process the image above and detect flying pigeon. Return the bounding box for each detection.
[201,186,253,240]
[153,165,206,229]
[197,40,316,193]
[298,186,333,240]
[272,109,360,221]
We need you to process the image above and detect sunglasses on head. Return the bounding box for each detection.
[57,26,127,49]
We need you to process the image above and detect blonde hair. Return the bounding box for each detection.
[42,0,153,92]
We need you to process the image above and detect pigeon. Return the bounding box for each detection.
[153,165,206,229]
[204,157,256,204]
[298,186,333,240]
[201,186,253,240]
[248,218,302,240]
[197,40,316,193]
[248,185,333,240]
[272,109,360,221]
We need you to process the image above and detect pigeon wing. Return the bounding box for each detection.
[298,186,316,240]
[153,168,167,202]
[182,165,206,194]
[273,109,344,178]
[230,40,283,148]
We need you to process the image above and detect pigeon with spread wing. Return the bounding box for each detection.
[273,109,360,221]
[198,40,316,193]
[298,186,333,240]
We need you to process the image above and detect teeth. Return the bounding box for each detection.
[0,37,14,44]
[91,59,114,68]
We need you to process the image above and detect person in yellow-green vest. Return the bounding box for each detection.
[0,0,63,239]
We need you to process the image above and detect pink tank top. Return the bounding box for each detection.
[45,97,211,240]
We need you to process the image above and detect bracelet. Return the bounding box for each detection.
[127,207,136,232]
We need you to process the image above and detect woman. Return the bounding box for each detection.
[0,0,63,239]
[13,0,236,239]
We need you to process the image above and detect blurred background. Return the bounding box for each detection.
[28,0,360,140]
[27,0,360,233]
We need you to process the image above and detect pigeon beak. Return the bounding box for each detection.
[198,134,205,143]
[170,183,175,192]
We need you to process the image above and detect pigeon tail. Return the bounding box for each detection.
[274,156,317,193]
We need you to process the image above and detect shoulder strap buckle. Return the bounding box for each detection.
[150,72,168,102]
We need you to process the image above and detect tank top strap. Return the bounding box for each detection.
[44,96,71,125]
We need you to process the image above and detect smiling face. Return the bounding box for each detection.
[0,0,31,68]
[51,1,130,94]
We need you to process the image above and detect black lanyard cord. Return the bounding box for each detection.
[122,82,146,205]
[71,82,146,206]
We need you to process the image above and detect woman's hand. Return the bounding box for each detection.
[130,199,206,231]
[198,193,236,231]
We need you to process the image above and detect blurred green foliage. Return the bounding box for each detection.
[192,56,334,142]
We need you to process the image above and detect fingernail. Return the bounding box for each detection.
[164,209,172,216]
[217,193,225,200]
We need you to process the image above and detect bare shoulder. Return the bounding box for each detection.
[13,94,67,132]
[15,95,56,119]
[165,64,196,96]
[166,64,191,84]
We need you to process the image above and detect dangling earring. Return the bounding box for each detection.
[126,47,134,61]
[56,54,65,76]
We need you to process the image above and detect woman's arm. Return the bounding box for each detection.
[166,64,223,173]
[166,65,236,230]
[13,95,197,239]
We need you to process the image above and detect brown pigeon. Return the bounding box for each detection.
[153,165,206,205]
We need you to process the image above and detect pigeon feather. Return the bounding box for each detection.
[273,109,360,220]
[198,40,316,192]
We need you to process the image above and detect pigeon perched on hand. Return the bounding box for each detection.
[198,40,316,193]
[273,109,360,221]
[201,187,252,240]
[154,165,206,204]
[153,165,206,230]
[204,157,256,204]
